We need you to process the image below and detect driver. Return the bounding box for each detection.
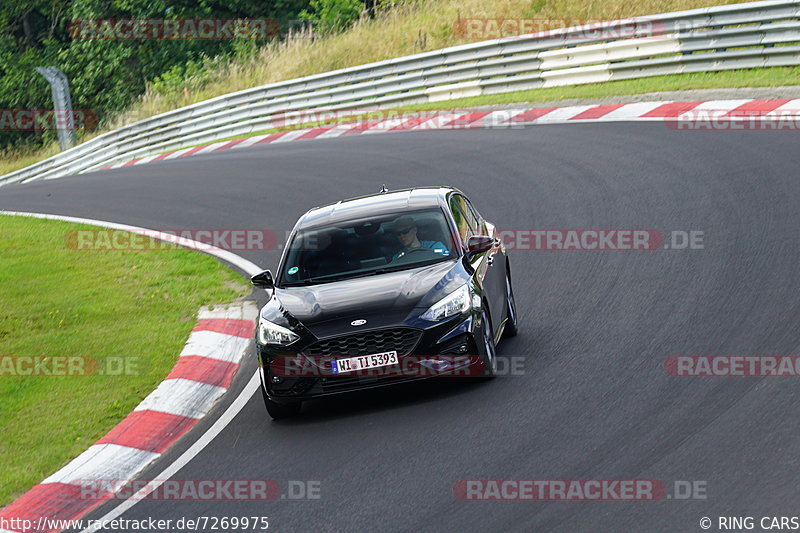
[390,216,449,261]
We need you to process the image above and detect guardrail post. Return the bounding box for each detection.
[35,66,77,151]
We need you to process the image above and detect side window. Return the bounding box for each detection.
[449,195,479,246]
[463,198,485,232]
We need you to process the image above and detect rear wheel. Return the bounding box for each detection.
[480,308,497,379]
[502,267,518,338]
[261,383,301,419]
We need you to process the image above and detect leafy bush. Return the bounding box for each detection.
[300,0,365,35]
[0,0,311,151]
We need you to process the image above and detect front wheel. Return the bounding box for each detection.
[261,384,301,419]
[502,267,518,338]
[480,309,497,379]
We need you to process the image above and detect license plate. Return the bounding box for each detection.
[330,351,398,373]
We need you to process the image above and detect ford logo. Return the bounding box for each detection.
[350,319,367,326]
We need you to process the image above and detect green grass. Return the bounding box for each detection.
[0,215,249,506]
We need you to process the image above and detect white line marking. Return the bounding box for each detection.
[313,125,356,139]
[198,304,257,321]
[162,147,195,160]
[133,378,227,419]
[194,141,230,155]
[80,372,261,533]
[687,99,753,114]
[269,129,310,143]
[597,101,671,120]
[43,444,160,485]
[772,99,800,113]
[133,155,160,166]
[535,105,595,122]
[180,330,251,363]
[232,134,271,148]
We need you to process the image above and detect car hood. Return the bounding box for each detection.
[271,260,469,338]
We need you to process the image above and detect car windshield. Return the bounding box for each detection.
[279,208,456,286]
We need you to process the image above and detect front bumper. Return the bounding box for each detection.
[258,311,488,403]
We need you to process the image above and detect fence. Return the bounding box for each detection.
[1,0,798,186]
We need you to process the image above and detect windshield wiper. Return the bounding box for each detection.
[367,266,411,276]
[280,276,353,286]
[360,258,452,277]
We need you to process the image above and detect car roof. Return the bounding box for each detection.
[297,186,461,229]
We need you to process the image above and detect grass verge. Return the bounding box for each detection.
[0,214,249,506]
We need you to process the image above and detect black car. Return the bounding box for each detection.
[250,186,518,419]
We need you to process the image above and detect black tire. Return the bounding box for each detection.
[261,384,301,419]
[502,266,518,338]
[480,308,497,379]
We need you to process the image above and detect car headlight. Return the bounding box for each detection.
[258,316,300,345]
[420,284,471,321]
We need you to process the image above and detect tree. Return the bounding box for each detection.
[0,0,312,151]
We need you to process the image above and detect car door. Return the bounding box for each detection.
[463,196,506,334]
[449,194,505,336]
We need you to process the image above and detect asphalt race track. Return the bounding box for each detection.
[2,123,799,532]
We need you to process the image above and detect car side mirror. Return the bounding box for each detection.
[251,269,274,289]
[465,235,493,260]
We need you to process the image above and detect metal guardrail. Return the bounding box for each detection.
[2,0,799,186]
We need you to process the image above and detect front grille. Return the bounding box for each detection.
[302,327,422,357]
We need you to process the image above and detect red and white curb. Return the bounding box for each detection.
[99,98,800,171]
[0,302,257,533]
